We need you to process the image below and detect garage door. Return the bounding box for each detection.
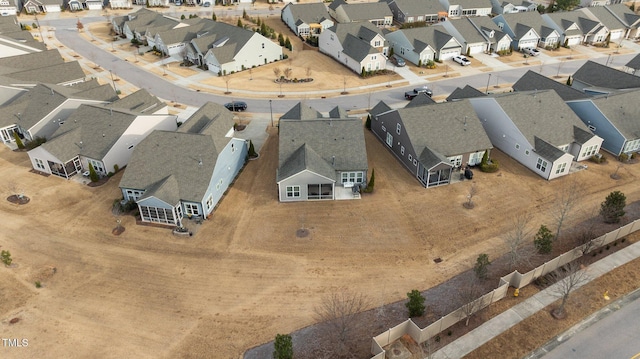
[567,36,581,46]
[468,43,484,54]
[439,47,461,60]
[518,39,537,49]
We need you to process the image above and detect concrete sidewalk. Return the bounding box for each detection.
[432,240,640,359]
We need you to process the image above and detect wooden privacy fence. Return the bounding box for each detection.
[370,219,640,359]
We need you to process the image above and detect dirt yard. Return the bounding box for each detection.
[2,121,640,358]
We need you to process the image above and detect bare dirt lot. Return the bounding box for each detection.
[2,122,640,358]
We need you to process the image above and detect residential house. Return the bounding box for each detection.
[328,0,393,27]
[0,49,85,88]
[27,99,177,180]
[579,5,628,42]
[181,19,282,74]
[493,11,559,49]
[67,0,82,10]
[21,0,45,13]
[567,89,640,157]
[114,8,176,42]
[84,0,104,10]
[446,84,486,101]
[0,0,18,15]
[0,16,45,57]
[439,0,492,19]
[385,26,462,65]
[543,10,609,46]
[277,117,368,202]
[281,2,333,38]
[438,16,512,55]
[370,99,492,187]
[491,0,538,15]
[602,4,640,40]
[468,90,603,180]
[0,81,117,144]
[382,0,447,24]
[118,102,247,226]
[405,93,436,107]
[109,0,131,9]
[512,70,589,101]
[625,53,640,76]
[318,21,388,74]
[579,0,624,8]
[571,60,640,94]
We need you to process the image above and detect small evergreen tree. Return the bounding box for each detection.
[212,12,217,21]
[406,289,425,317]
[600,191,626,223]
[361,67,366,77]
[278,33,285,46]
[260,22,267,36]
[273,334,293,359]
[256,17,261,26]
[474,253,491,279]
[631,3,635,11]
[181,14,185,20]
[237,19,243,27]
[534,225,554,254]
[466,47,471,56]
[1,250,11,266]
[285,37,292,50]
[88,163,99,183]
[248,140,257,158]
[566,75,572,86]
[389,47,394,57]
[364,168,375,193]
[365,114,371,130]
[12,131,24,149]
[242,9,247,20]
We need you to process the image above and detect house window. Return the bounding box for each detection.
[381,125,386,131]
[400,47,405,55]
[555,162,567,174]
[401,146,405,155]
[216,178,223,191]
[413,159,418,166]
[341,172,364,184]
[448,155,462,167]
[536,158,548,172]
[286,185,300,198]
[396,123,401,134]
[231,143,235,153]
[262,43,265,49]
[582,144,598,157]
[206,194,213,210]
[184,203,200,216]
[408,154,413,161]
[374,40,381,47]
[588,125,596,131]
[88,159,105,174]
[558,144,569,152]
[386,132,393,147]
[35,158,45,170]
[624,140,640,153]
[125,189,143,201]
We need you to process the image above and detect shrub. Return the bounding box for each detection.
[363,168,375,193]
[619,152,629,162]
[474,253,491,279]
[12,132,24,149]
[35,281,42,288]
[600,190,626,223]
[25,136,46,150]
[406,289,425,317]
[479,151,499,173]
[273,333,293,359]
[589,154,606,163]
[1,250,11,266]
[88,163,99,183]
[534,225,554,254]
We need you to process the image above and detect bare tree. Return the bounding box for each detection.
[306,66,312,78]
[575,208,604,256]
[273,67,281,80]
[313,288,370,359]
[464,183,477,209]
[552,177,582,242]
[457,278,485,326]
[6,180,23,199]
[503,212,535,271]
[283,67,292,79]
[223,74,231,94]
[549,261,590,319]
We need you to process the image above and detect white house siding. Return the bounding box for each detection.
[230,33,282,72]
[101,114,177,175]
[467,42,485,54]
[27,146,59,176]
[281,5,300,36]
[278,170,335,202]
[202,137,247,216]
[385,31,434,66]
[572,135,603,162]
[0,6,17,15]
[318,29,364,73]
[609,28,625,41]
[495,36,511,51]
[547,153,575,180]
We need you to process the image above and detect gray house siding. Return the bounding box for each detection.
[371,111,421,183]
[567,101,626,156]
[202,138,248,215]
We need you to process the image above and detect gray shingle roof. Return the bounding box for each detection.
[580,6,626,30]
[277,119,368,182]
[534,136,566,161]
[107,88,165,113]
[279,102,323,121]
[546,11,601,35]
[444,17,489,44]
[573,125,594,145]
[369,100,393,117]
[446,85,486,102]
[490,90,591,148]
[119,130,219,204]
[0,15,21,34]
[385,0,446,16]
[0,81,111,129]
[2,60,84,86]
[512,70,588,101]
[590,89,640,139]
[399,26,457,52]
[285,2,332,26]
[341,2,392,22]
[395,99,493,159]
[405,92,436,107]
[328,21,386,62]
[625,53,640,70]
[188,20,255,60]
[573,60,640,90]
[178,101,233,151]
[328,106,348,118]
[604,4,640,28]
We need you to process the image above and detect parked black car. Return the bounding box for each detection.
[224,101,247,112]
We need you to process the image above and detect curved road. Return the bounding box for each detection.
[47,16,639,114]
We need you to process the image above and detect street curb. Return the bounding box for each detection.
[522,286,640,359]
